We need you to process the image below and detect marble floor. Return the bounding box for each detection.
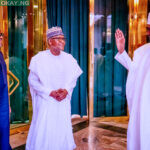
[10,117,128,150]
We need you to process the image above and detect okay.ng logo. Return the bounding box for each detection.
[0,0,30,6]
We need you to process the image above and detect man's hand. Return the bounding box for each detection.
[56,89,68,101]
[9,107,11,114]
[50,90,58,99]
[50,89,68,102]
[115,29,125,54]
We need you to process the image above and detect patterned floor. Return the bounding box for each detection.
[11,118,128,150]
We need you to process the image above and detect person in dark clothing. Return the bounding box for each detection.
[0,32,11,150]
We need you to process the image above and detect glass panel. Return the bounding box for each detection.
[7,0,47,127]
[94,0,128,117]
[8,6,29,124]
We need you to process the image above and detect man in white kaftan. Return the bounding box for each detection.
[26,27,83,150]
[115,28,150,150]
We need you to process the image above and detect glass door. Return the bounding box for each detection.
[93,0,128,117]
[8,6,29,124]
[0,0,47,130]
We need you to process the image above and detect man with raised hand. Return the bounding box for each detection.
[115,23,150,150]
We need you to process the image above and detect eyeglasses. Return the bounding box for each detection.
[0,33,4,37]
[51,37,67,41]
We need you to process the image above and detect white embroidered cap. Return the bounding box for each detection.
[46,27,64,39]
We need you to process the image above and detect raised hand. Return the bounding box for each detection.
[115,29,125,54]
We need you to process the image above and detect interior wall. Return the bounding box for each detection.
[128,0,148,58]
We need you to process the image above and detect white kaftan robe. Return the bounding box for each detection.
[26,50,83,150]
[115,43,150,150]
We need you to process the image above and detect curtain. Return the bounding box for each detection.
[8,6,28,123]
[94,0,128,117]
[47,0,88,116]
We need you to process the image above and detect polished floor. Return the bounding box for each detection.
[10,117,128,150]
